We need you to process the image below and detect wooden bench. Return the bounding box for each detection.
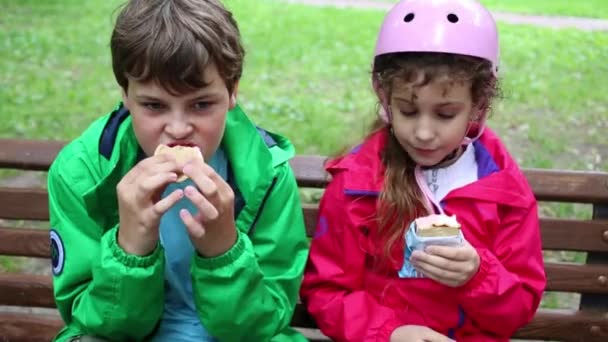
[1,138,607,341]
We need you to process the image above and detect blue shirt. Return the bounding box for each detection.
[151,149,228,342]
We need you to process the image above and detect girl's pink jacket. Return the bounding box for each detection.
[300,128,546,342]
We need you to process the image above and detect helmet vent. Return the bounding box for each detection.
[403,13,415,22]
[447,13,459,23]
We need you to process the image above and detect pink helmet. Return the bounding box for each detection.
[374,0,499,74]
[373,0,499,143]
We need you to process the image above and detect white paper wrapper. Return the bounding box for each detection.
[398,220,464,278]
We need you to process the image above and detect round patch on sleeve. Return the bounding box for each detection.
[50,229,65,276]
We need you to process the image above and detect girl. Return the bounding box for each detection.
[300,0,546,341]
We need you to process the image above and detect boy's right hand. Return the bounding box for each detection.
[117,154,184,256]
[390,325,455,342]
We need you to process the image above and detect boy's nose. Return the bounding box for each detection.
[165,119,193,139]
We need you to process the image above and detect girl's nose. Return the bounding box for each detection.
[414,117,435,143]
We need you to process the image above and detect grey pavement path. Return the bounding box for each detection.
[284,0,608,31]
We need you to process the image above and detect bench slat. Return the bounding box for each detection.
[2,217,608,260]
[2,262,608,312]
[0,308,606,342]
[539,218,608,252]
[501,308,608,341]
[0,188,48,221]
[291,306,608,341]
[293,308,608,341]
[0,274,55,308]
[525,169,608,204]
[0,312,62,342]
[1,139,608,203]
[0,139,64,171]
[3,195,606,253]
[290,155,608,203]
[303,205,608,252]
[0,227,50,258]
[546,262,608,293]
[290,155,329,188]
[3,228,608,295]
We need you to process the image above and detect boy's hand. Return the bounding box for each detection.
[117,154,184,256]
[411,241,480,287]
[390,325,455,342]
[179,157,237,257]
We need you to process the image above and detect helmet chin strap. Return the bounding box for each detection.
[462,110,487,145]
[425,112,487,169]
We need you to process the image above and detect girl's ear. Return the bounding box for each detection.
[372,78,386,103]
[373,77,390,123]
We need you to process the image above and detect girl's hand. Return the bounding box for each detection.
[411,241,480,287]
[179,157,237,257]
[117,154,184,256]
[390,325,455,342]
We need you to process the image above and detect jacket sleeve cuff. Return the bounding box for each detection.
[375,317,403,342]
[104,225,163,268]
[193,230,247,270]
[460,248,496,295]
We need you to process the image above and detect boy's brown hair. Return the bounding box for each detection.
[111,0,244,95]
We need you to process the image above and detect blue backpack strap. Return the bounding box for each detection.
[99,104,130,160]
[256,126,277,148]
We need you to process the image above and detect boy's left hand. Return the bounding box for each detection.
[410,242,480,287]
[179,157,237,257]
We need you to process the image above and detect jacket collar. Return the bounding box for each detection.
[82,105,140,227]
[326,129,387,195]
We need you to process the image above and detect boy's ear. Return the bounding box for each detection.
[229,81,239,109]
[121,88,129,109]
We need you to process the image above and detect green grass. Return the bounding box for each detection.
[378,0,608,19]
[0,257,19,273]
[1,1,606,172]
[483,0,608,19]
[2,0,606,173]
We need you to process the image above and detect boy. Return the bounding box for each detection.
[48,0,308,340]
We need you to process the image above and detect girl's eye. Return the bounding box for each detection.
[400,110,417,117]
[438,113,456,119]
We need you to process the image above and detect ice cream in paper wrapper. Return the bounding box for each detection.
[398,214,465,278]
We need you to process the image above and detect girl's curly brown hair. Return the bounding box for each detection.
[370,52,501,265]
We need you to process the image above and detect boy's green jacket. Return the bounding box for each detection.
[48,104,309,341]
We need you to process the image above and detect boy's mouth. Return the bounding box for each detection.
[167,142,196,148]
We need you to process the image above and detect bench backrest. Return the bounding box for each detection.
[1,139,607,341]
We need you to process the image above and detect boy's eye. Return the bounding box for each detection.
[143,102,164,111]
[193,101,211,110]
